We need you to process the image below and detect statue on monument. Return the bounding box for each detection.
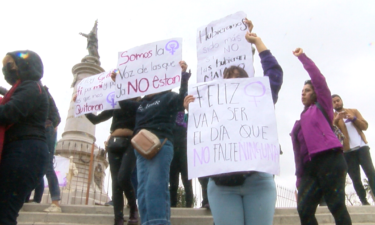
[79,20,100,58]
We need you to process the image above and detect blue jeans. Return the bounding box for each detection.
[208,172,276,225]
[29,125,61,202]
[0,140,48,225]
[131,166,138,199]
[135,139,173,225]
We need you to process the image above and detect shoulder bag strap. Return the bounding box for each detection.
[315,102,333,130]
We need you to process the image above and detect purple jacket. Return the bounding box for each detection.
[290,53,342,187]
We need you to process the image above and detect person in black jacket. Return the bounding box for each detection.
[116,61,190,225]
[0,50,49,224]
[26,86,63,213]
[83,101,140,225]
[169,61,193,208]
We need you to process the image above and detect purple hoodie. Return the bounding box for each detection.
[259,50,283,104]
[290,53,342,187]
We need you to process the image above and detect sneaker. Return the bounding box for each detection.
[128,205,139,225]
[25,200,37,203]
[362,201,371,206]
[202,203,210,210]
[43,204,62,213]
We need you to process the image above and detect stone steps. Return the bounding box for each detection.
[19,204,375,225]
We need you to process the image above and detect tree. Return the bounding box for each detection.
[176,186,197,208]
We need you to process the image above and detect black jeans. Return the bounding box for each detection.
[0,140,48,225]
[344,146,375,203]
[107,137,136,220]
[198,177,209,206]
[297,150,351,225]
[169,126,193,207]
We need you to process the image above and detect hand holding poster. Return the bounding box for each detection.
[74,70,119,117]
[115,38,182,101]
[196,11,254,83]
[187,77,280,179]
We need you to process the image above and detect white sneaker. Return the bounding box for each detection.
[43,204,62,213]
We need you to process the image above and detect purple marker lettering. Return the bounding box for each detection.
[165,40,179,55]
[244,81,266,107]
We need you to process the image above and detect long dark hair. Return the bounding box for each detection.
[223,66,249,79]
[304,80,317,108]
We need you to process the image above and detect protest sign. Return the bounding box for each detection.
[115,38,182,101]
[43,155,70,187]
[196,11,254,83]
[187,77,280,179]
[74,70,119,117]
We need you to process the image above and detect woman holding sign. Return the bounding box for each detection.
[116,61,190,225]
[185,19,283,225]
[291,48,351,225]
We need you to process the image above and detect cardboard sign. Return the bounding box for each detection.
[115,38,182,101]
[74,70,120,117]
[187,77,280,179]
[196,11,254,83]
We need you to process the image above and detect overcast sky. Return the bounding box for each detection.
[1,0,375,192]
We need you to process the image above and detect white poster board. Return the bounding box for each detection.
[196,11,254,83]
[43,155,70,187]
[115,38,182,101]
[187,77,280,179]
[74,70,120,117]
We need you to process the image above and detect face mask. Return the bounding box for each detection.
[2,63,18,85]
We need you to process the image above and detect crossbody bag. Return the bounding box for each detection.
[131,129,167,160]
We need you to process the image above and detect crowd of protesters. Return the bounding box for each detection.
[1,18,375,225]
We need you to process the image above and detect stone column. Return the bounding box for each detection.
[58,56,103,146]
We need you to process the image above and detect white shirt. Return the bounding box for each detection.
[344,119,367,150]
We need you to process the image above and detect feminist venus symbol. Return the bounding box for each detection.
[106,92,116,108]
[165,40,179,55]
[244,81,266,107]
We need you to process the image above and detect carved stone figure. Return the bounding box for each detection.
[79,20,100,58]
[65,156,79,191]
[94,164,104,190]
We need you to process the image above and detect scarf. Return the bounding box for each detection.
[0,80,21,163]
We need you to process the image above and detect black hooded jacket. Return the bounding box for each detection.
[44,86,61,128]
[0,50,48,143]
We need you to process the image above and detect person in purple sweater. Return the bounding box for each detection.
[290,48,351,225]
[185,19,283,225]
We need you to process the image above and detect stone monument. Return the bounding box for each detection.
[54,20,109,205]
